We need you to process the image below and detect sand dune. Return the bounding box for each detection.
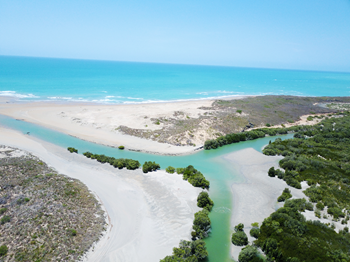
[0,100,215,155]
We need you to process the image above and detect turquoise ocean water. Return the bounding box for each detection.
[1,56,350,102]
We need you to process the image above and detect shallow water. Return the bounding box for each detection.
[0,114,293,261]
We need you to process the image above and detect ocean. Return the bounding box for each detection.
[1,55,350,103]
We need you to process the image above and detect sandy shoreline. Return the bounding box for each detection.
[0,95,254,155]
[0,126,201,261]
[0,97,219,155]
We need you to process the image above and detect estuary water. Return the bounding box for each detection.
[1,56,350,103]
[0,114,293,261]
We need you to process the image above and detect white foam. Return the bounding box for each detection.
[48,96,73,100]
[0,90,39,98]
[126,97,143,100]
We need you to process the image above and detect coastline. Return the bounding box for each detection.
[0,95,343,156]
[0,96,232,155]
[0,126,202,261]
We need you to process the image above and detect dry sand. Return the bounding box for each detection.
[0,127,201,262]
[0,99,216,155]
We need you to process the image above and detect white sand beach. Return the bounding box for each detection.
[0,99,217,155]
[0,127,201,262]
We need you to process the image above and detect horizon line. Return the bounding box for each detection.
[1,54,349,74]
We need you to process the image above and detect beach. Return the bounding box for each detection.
[0,98,219,155]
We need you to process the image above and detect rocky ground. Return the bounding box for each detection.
[118,96,350,147]
[0,146,106,261]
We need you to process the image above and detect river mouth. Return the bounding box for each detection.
[0,114,293,261]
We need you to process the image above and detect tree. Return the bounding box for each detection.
[250,227,260,238]
[268,167,276,177]
[232,231,248,246]
[197,191,214,211]
[238,245,262,262]
[193,210,211,239]
[232,223,248,246]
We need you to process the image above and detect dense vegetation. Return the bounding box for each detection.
[176,165,210,189]
[233,113,350,261]
[83,151,141,170]
[263,113,350,220]
[204,126,302,150]
[255,199,350,262]
[142,161,161,173]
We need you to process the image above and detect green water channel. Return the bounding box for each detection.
[0,114,293,261]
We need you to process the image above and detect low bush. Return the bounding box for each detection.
[118,145,125,150]
[67,229,77,236]
[142,161,160,173]
[166,166,175,174]
[67,147,78,153]
[0,245,8,257]
[250,227,260,238]
[0,215,10,225]
[0,208,7,215]
[176,167,184,174]
[277,188,292,202]
[83,152,140,170]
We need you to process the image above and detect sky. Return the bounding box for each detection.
[0,0,350,72]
